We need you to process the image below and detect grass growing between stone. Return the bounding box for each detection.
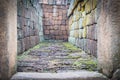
[62,42,97,71]
[17,42,98,73]
[73,58,97,71]
[17,42,49,60]
[62,42,81,53]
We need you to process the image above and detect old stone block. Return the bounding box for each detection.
[35,36,39,44]
[17,29,24,39]
[61,20,66,25]
[69,17,73,26]
[68,37,76,44]
[42,0,48,4]
[54,26,59,30]
[79,29,83,39]
[92,40,97,56]
[50,30,54,34]
[34,28,39,36]
[58,15,62,20]
[48,0,54,5]
[85,0,92,14]
[87,26,92,39]
[82,16,87,27]
[30,21,34,29]
[74,30,79,38]
[90,40,96,56]
[79,39,84,50]
[44,30,49,35]
[29,36,35,48]
[23,27,27,37]
[17,40,23,54]
[86,39,91,54]
[25,9,31,18]
[61,26,66,31]
[45,20,52,26]
[21,39,25,52]
[49,26,53,30]
[70,31,74,37]
[17,16,22,29]
[91,25,97,40]
[92,0,97,10]
[73,22,78,29]
[87,25,97,40]
[79,18,83,29]
[17,2,22,16]
[91,10,96,24]
[82,27,87,38]
[54,30,59,36]
[25,37,30,50]
[83,39,87,52]
[59,11,62,16]
[63,31,67,35]
[86,13,92,26]
[74,10,80,21]
[77,3,81,11]
[55,36,60,40]
[71,23,75,30]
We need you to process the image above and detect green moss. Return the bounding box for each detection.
[17,42,49,60]
[68,55,81,59]
[68,53,82,59]
[73,58,97,71]
[63,42,81,52]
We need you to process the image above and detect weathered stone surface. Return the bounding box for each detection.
[68,0,98,57]
[85,0,92,14]
[17,40,23,54]
[42,4,69,41]
[17,42,97,73]
[17,0,43,54]
[11,71,108,80]
[0,0,17,79]
[111,69,120,80]
[97,0,120,78]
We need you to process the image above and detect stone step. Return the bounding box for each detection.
[11,71,108,80]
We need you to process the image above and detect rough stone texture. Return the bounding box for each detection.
[17,0,44,54]
[111,69,120,80]
[97,0,120,78]
[42,0,69,41]
[17,42,97,73]
[68,0,120,79]
[68,0,97,57]
[0,0,17,79]
[11,71,108,80]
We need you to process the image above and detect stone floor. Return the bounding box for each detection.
[11,71,108,80]
[17,42,97,73]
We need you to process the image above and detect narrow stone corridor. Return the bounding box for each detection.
[0,0,120,80]
[17,42,97,73]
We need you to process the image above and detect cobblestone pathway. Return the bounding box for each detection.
[17,42,97,73]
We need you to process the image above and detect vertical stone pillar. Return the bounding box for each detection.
[97,0,120,78]
[0,0,17,79]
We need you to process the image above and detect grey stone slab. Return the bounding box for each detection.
[11,71,108,80]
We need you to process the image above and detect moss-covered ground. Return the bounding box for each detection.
[17,41,97,72]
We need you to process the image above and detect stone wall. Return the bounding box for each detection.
[17,0,44,54]
[0,0,17,79]
[97,0,120,79]
[68,0,120,79]
[41,0,69,41]
[68,0,97,56]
